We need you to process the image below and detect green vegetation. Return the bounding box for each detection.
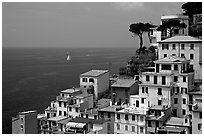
[119,46,157,77]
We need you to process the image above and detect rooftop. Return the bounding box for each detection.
[149,105,167,111]
[61,88,81,94]
[99,105,122,112]
[47,116,68,122]
[58,118,72,124]
[117,107,147,115]
[111,79,136,88]
[158,126,187,133]
[75,93,93,98]
[158,36,201,43]
[70,117,108,124]
[161,14,189,20]
[19,110,37,115]
[166,117,190,127]
[154,55,188,64]
[80,70,109,77]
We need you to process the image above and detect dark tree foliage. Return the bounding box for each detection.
[157,19,187,37]
[182,2,202,20]
[129,22,156,51]
[181,2,202,37]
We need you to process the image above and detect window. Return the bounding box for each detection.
[81,114,83,118]
[174,64,178,70]
[69,107,72,111]
[162,76,166,85]
[140,127,144,133]
[62,93,64,97]
[89,78,94,83]
[125,125,128,131]
[21,124,24,129]
[181,54,185,58]
[198,124,202,131]
[174,29,179,34]
[158,88,162,95]
[190,54,194,60]
[125,114,129,121]
[190,44,194,50]
[158,100,162,105]
[146,75,150,81]
[86,114,89,118]
[181,44,185,50]
[161,64,171,70]
[162,44,169,50]
[172,54,176,56]
[190,65,194,70]
[164,54,167,58]
[174,76,178,82]
[142,87,145,93]
[64,111,66,116]
[183,98,186,104]
[117,123,120,130]
[185,118,188,123]
[146,87,148,94]
[108,112,111,118]
[21,117,23,122]
[172,44,176,50]
[117,114,120,120]
[64,102,66,108]
[199,112,202,119]
[174,98,178,104]
[59,101,61,107]
[76,108,79,112]
[140,116,144,122]
[94,115,97,119]
[82,78,87,82]
[132,115,135,121]
[132,126,135,132]
[183,76,186,82]
[154,76,157,84]
[141,98,145,104]
[59,110,62,116]
[182,109,186,115]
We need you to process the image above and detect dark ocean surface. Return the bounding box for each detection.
[2,47,136,134]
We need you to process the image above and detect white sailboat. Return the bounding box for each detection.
[67,52,70,61]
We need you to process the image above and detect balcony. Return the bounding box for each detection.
[45,106,57,112]
[181,69,194,73]
[56,96,71,102]
[170,82,180,87]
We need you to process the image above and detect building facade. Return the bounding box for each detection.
[158,35,202,80]
[80,70,109,100]
[12,110,38,134]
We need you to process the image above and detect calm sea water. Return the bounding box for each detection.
[2,47,135,133]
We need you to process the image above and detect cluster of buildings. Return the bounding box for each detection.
[12,13,202,134]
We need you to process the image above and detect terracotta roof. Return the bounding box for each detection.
[159,36,201,43]
[111,79,136,88]
[154,55,188,63]
[80,70,109,77]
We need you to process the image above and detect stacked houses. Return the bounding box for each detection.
[12,13,202,134]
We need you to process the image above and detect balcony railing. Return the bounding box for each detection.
[56,96,71,102]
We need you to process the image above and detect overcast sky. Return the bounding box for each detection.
[2,2,185,48]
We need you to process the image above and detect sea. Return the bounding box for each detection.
[2,47,136,133]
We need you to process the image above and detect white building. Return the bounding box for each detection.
[114,106,147,134]
[149,27,161,47]
[158,35,202,80]
[189,90,202,134]
[80,70,109,100]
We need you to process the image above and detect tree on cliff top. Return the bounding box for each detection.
[129,23,156,51]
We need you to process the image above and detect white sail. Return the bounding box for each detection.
[67,55,70,61]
